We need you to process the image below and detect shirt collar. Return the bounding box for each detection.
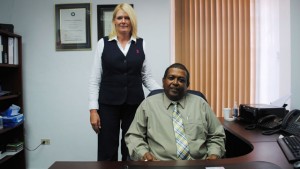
[163,93,186,110]
[108,36,137,43]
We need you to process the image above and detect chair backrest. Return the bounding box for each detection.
[147,89,207,102]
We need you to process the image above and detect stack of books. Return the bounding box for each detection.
[6,142,23,152]
[0,142,23,160]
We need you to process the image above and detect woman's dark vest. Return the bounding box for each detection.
[99,37,145,105]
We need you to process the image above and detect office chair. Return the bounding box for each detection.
[147,89,207,102]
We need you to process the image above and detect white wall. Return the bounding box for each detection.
[291,0,300,109]
[0,0,171,168]
[278,0,292,109]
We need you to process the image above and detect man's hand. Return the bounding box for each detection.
[206,154,220,160]
[142,152,158,161]
[90,109,101,133]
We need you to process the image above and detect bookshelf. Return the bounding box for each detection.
[0,30,25,169]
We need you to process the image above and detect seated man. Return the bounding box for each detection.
[125,63,226,161]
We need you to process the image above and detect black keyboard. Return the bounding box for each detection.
[277,136,300,162]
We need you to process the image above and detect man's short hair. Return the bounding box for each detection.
[163,63,190,87]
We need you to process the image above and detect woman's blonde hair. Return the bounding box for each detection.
[109,3,138,39]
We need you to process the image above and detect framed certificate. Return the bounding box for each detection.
[55,3,91,50]
[97,5,117,41]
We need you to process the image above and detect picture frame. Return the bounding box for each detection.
[97,5,117,41]
[55,3,91,51]
[97,4,134,41]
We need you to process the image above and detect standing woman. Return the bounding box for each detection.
[89,3,161,161]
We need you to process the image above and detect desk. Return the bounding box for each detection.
[221,118,292,169]
[49,118,293,169]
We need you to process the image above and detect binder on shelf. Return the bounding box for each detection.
[0,35,2,64]
[8,37,14,64]
[13,37,18,65]
[1,35,8,64]
[3,53,8,64]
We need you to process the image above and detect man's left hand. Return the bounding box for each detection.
[142,152,158,161]
[206,154,220,160]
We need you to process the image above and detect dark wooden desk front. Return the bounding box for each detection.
[49,118,293,169]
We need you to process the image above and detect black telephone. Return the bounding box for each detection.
[257,114,283,129]
[281,109,300,136]
[257,109,300,136]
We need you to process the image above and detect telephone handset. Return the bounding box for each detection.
[255,109,300,136]
[281,109,300,136]
[257,114,283,129]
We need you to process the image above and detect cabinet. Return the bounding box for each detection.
[0,30,25,169]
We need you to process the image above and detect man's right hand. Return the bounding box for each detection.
[90,109,101,133]
[142,152,158,161]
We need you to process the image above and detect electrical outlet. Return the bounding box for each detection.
[41,139,50,145]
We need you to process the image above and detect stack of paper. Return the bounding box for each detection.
[6,142,24,152]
